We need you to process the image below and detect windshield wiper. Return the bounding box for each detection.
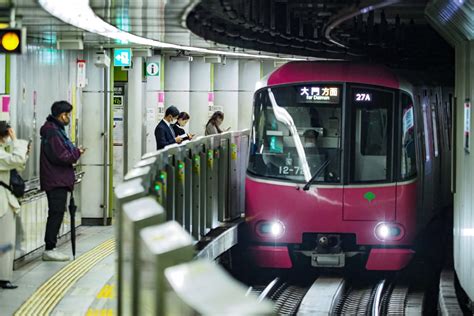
[301,159,331,191]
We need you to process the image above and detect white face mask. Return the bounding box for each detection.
[305,142,316,148]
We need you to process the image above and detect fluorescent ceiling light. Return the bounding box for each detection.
[38,0,305,61]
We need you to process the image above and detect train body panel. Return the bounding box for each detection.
[246,176,417,246]
[343,184,396,221]
[266,62,400,90]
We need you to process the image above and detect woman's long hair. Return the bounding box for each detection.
[206,111,224,133]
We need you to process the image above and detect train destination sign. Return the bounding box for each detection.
[297,86,340,104]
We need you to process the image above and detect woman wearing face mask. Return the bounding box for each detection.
[0,121,29,289]
[172,112,194,141]
[205,111,230,136]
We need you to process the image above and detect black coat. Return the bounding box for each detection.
[155,120,176,150]
[171,123,189,141]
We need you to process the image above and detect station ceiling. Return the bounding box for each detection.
[186,0,453,70]
[13,0,248,53]
[10,0,454,81]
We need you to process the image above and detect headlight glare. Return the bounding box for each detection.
[374,222,404,241]
[257,220,285,238]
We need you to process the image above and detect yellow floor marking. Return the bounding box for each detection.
[86,309,114,316]
[15,239,115,316]
[97,284,115,299]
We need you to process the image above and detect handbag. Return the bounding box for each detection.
[0,169,25,198]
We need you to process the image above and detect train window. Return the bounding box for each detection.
[350,87,393,183]
[360,109,388,156]
[248,85,342,183]
[400,93,417,180]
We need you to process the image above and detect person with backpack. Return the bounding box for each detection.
[40,101,85,261]
[0,121,29,289]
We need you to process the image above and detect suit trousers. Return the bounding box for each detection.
[44,188,68,251]
[0,210,16,281]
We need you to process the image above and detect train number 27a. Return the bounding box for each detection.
[355,93,372,101]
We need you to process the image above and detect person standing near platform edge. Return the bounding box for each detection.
[0,122,29,289]
[172,112,194,141]
[205,111,230,135]
[40,101,85,261]
[155,105,183,150]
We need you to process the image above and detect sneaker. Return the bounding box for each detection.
[0,281,18,289]
[42,249,70,261]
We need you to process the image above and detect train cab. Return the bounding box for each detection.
[245,62,418,271]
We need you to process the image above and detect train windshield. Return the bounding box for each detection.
[248,85,342,183]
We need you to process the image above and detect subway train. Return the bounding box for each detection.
[244,62,452,271]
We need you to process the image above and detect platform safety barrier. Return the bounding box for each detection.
[14,172,84,262]
[115,130,274,315]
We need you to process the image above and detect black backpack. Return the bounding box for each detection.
[0,169,25,198]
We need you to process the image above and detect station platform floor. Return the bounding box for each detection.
[0,226,116,316]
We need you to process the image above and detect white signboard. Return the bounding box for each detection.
[76,60,87,88]
[157,91,165,120]
[208,105,223,119]
[113,95,124,145]
[146,62,160,76]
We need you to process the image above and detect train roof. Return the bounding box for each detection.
[264,62,401,90]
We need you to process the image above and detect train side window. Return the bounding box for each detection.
[350,88,393,183]
[400,93,417,180]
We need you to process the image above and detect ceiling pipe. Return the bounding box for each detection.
[324,0,401,48]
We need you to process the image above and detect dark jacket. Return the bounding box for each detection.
[155,120,176,150]
[171,123,189,141]
[40,115,81,192]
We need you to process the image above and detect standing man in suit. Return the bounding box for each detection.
[155,106,182,150]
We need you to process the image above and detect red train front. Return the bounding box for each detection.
[244,62,418,271]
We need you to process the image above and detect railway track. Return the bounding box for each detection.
[250,276,425,315]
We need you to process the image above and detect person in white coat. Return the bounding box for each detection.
[0,122,29,289]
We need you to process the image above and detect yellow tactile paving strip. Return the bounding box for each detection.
[85,309,114,316]
[96,284,115,299]
[86,278,116,316]
[14,239,115,316]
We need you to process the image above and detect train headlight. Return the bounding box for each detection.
[376,224,390,239]
[257,220,285,238]
[374,222,403,241]
[270,221,284,237]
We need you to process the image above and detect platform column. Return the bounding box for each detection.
[126,56,144,171]
[190,58,211,135]
[238,60,260,130]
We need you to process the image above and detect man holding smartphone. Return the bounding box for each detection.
[39,101,85,261]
